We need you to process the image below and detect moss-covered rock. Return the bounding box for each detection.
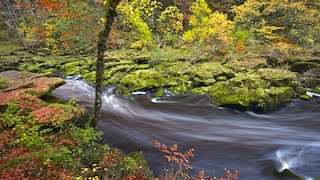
[0,77,11,89]
[257,68,297,87]
[256,87,294,111]
[62,59,94,76]
[191,62,226,86]
[117,69,167,96]
[192,72,295,111]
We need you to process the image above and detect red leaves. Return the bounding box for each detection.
[33,107,61,125]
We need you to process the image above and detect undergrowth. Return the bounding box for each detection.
[0,101,153,179]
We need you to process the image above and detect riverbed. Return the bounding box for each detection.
[52,79,320,180]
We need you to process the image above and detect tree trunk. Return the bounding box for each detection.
[90,0,121,128]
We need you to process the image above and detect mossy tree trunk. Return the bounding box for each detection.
[91,0,121,128]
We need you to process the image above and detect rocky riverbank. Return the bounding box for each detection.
[1,43,319,112]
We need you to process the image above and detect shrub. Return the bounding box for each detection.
[155,140,240,180]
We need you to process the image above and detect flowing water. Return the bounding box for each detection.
[52,79,320,180]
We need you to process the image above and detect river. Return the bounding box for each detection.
[52,79,320,180]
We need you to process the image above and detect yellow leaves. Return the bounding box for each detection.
[99,17,106,24]
[43,158,52,167]
[231,0,266,26]
[117,0,157,47]
[158,6,184,34]
[189,0,212,27]
[81,167,89,173]
[236,40,245,53]
[182,30,195,43]
[231,0,320,46]
[184,7,234,49]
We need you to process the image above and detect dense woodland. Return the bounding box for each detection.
[1,0,320,55]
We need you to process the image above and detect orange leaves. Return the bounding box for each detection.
[197,170,211,179]
[36,0,64,10]
[155,140,195,164]
[170,143,178,152]
[222,168,241,180]
[154,140,194,178]
[195,168,241,180]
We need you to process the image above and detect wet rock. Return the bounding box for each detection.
[299,68,320,91]
[290,61,320,73]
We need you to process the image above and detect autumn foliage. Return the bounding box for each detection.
[154,140,240,180]
[0,71,153,180]
[2,0,319,55]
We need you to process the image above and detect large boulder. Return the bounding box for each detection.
[193,72,295,111]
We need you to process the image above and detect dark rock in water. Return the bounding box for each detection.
[290,61,320,73]
[299,68,320,93]
[278,169,302,179]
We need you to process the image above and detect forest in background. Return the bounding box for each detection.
[1,0,320,56]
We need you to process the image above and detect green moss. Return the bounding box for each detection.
[104,60,134,69]
[209,81,258,107]
[82,71,96,83]
[117,69,167,96]
[256,87,294,111]
[147,47,193,62]
[191,62,226,86]
[0,77,12,89]
[155,61,192,75]
[62,61,84,76]
[155,89,165,97]
[18,63,42,73]
[191,73,294,111]
[104,64,136,79]
[258,68,297,86]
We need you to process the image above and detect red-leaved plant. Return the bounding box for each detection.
[154,140,240,180]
